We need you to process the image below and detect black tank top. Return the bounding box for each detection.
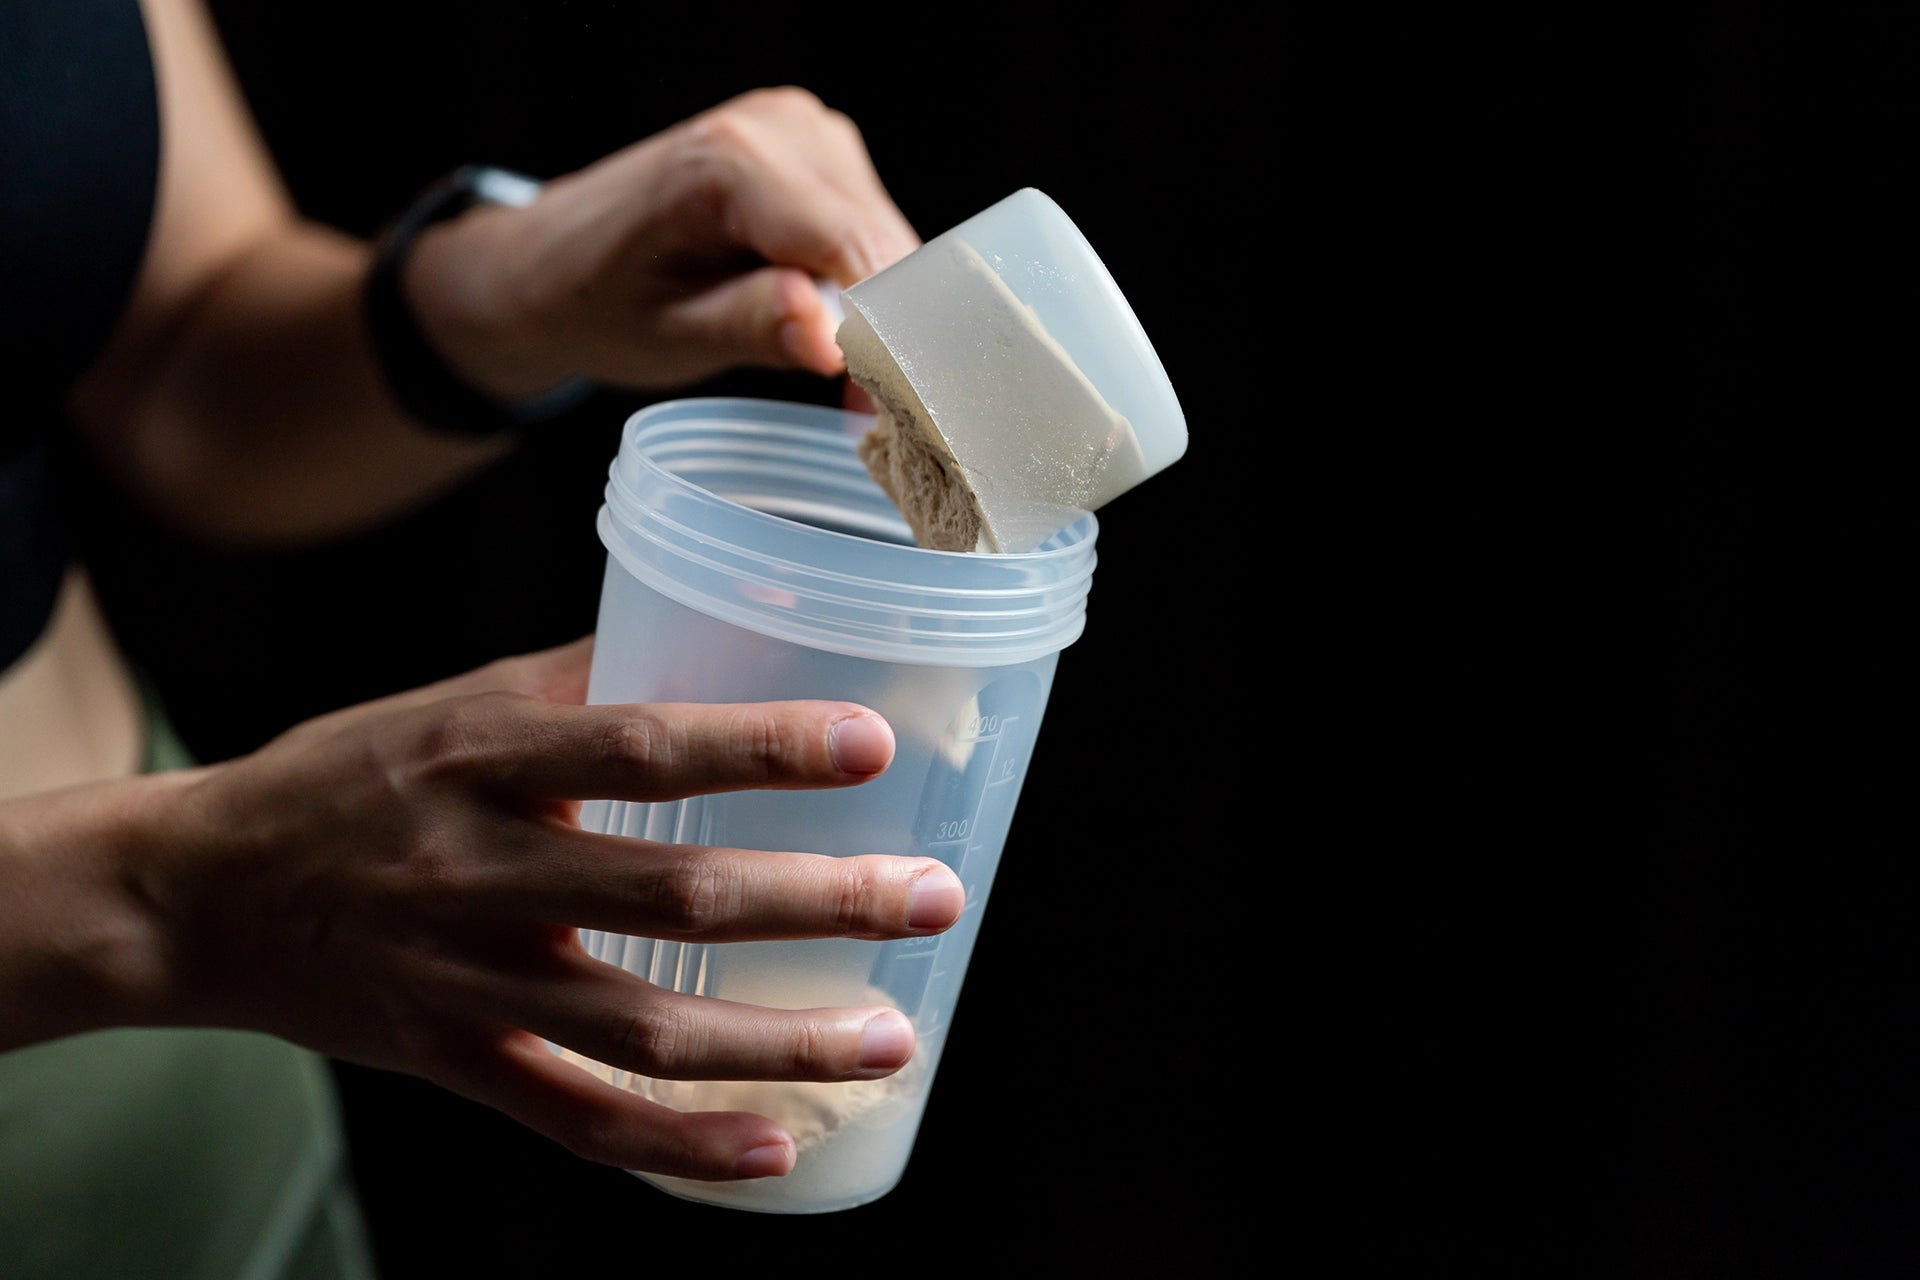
[0,0,160,667]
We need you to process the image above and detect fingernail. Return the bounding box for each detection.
[779,316,813,362]
[816,278,847,325]
[907,865,965,930]
[734,1141,795,1179]
[858,1010,915,1071]
[780,316,841,374]
[830,713,893,776]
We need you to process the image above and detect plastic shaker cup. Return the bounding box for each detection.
[560,189,1183,1214]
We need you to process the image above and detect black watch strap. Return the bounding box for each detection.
[364,164,593,439]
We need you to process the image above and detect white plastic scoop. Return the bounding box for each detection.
[834,188,1187,553]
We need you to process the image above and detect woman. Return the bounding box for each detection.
[1,1,952,1275]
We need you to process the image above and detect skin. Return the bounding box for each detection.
[0,638,966,1181]
[66,0,913,547]
[1,0,948,1183]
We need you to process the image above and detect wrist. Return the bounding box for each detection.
[364,165,595,439]
[0,772,198,1046]
[406,201,577,401]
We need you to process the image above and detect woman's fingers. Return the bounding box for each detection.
[681,87,920,282]
[442,953,918,1087]
[411,694,897,802]
[679,265,848,378]
[502,86,919,390]
[464,837,965,942]
[442,1032,800,1179]
[204,632,966,1183]
[581,266,845,387]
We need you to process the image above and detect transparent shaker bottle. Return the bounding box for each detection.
[563,188,1184,1214]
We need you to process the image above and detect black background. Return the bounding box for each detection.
[60,2,1920,1274]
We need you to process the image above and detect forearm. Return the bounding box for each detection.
[68,221,517,547]
[59,0,533,547]
[69,1,905,548]
[0,773,194,1050]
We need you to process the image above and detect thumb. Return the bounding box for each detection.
[459,635,598,705]
[655,267,847,381]
[377,636,598,714]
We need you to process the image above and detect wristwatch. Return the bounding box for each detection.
[364,164,593,439]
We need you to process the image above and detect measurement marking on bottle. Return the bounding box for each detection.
[930,817,973,841]
[959,711,1016,741]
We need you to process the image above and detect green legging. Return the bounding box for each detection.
[0,691,379,1280]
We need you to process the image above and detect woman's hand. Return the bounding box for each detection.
[0,637,963,1182]
[407,86,923,402]
[70,48,916,545]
